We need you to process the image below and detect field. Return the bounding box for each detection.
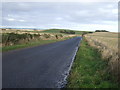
[2,37,72,52]
[85,32,119,83]
[2,29,119,87]
[40,29,90,35]
[1,28,80,52]
[67,38,118,88]
[1,28,88,34]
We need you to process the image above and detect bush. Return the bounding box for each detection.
[2,33,29,45]
[55,35,58,39]
[2,33,41,46]
[95,30,109,32]
[82,32,89,36]
[88,32,93,33]
[58,34,63,37]
[60,30,75,34]
[43,34,50,38]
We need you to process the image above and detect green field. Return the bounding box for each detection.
[67,38,118,88]
[41,29,90,34]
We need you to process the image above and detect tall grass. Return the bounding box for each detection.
[67,38,118,88]
[2,33,64,46]
[1,33,74,52]
[2,39,63,52]
[85,32,119,83]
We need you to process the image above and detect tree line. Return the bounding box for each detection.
[95,30,109,32]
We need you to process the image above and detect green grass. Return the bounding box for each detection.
[42,29,63,33]
[2,37,72,52]
[66,38,118,88]
[41,29,89,35]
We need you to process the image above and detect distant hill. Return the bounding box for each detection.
[0,27,43,30]
[41,29,90,35]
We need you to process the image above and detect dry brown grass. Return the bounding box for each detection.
[1,29,78,47]
[85,32,120,82]
[1,29,41,34]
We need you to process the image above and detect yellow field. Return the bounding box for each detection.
[85,32,119,81]
[85,32,118,53]
[1,29,43,34]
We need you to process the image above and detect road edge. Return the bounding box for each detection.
[58,37,82,88]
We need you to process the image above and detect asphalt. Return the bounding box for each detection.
[2,37,82,88]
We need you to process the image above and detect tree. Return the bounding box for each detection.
[95,30,109,32]
[59,30,75,34]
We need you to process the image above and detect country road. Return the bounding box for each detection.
[2,37,82,88]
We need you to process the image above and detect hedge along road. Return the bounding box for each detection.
[2,37,82,88]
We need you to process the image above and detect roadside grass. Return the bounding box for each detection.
[66,38,118,88]
[2,37,72,52]
[85,32,119,82]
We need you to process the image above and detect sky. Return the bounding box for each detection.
[1,1,118,32]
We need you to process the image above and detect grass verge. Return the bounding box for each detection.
[2,37,72,52]
[66,38,118,88]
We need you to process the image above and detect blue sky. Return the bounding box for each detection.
[1,2,118,32]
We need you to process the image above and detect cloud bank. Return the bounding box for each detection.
[2,2,118,32]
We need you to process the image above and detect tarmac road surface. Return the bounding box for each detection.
[2,37,82,88]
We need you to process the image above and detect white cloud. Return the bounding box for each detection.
[7,18,15,21]
[4,17,26,22]
[75,10,88,16]
[56,17,63,20]
[98,8,110,13]
[2,2,118,32]
[112,9,118,14]
[1,0,119,2]
[107,4,114,8]
[18,20,26,22]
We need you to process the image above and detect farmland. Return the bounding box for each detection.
[41,29,89,34]
[1,28,89,35]
[1,28,119,88]
[85,32,119,83]
[67,38,118,88]
[67,32,119,88]
[1,28,80,52]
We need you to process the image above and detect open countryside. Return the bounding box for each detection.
[1,1,119,89]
